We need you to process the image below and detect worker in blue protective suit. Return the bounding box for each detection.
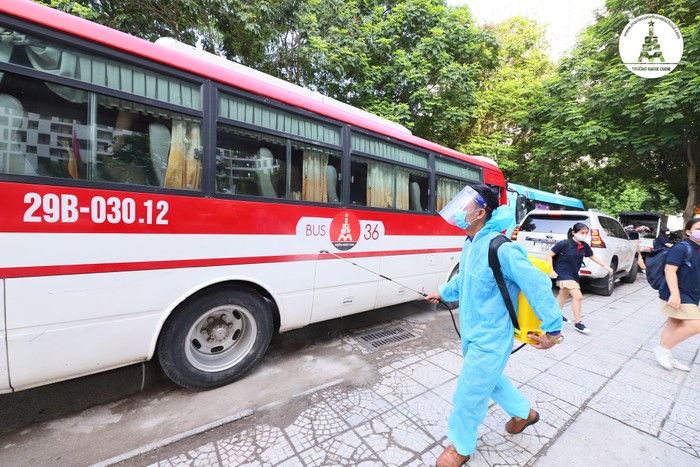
[426,184,564,467]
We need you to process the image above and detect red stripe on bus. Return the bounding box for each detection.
[2,182,467,235]
[1,247,461,279]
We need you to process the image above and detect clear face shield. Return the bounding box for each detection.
[438,185,487,226]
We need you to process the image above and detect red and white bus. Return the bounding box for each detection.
[0,0,506,392]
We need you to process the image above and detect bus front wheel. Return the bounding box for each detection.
[157,286,274,390]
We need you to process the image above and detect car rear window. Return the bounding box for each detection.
[520,214,590,234]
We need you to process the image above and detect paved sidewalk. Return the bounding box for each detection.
[112,280,700,466]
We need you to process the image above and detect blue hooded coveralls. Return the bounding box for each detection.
[438,206,563,456]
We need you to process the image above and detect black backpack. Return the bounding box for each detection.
[645,242,692,290]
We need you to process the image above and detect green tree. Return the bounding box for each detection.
[35,0,287,62]
[459,17,554,177]
[37,0,499,148]
[275,0,499,146]
[532,0,700,221]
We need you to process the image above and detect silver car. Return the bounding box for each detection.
[511,209,639,296]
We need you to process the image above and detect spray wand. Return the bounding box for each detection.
[318,249,529,354]
[319,250,462,338]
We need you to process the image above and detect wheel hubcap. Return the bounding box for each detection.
[185,305,257,372]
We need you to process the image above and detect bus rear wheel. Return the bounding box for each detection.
[157,286,273,390]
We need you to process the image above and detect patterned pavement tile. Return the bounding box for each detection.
[612,364,682,398]
[284,402,351,453]
[432,380,457,404]
[562,351,620,378]
[516,385,580,430]
[395,390,451,440]
[216,425,296,466]
[471,429,534,467]
[659,417,700,459]
[677,372,700,407]
[354,408,434,466]
[408,441,446,467]
[398,359,455,390]
[579,346,631,368]
[503,358,544,385]
[591,336,645,357]
[513,353,559,372]
[588,379,673,435]
[546,361,607,391]
[148,443,219,467]
[525,370,598,409]
[372,369,431,406]
[665,400,700,432]
[630,349,691,384]
[311,387,392,429]
[296,429,380,466]
[425,349,463,376]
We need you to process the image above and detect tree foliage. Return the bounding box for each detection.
[459,17,554,176]
[262,0,500,145]
[35,0,694,217]
[531,0,699,219]
[37,0,499,147]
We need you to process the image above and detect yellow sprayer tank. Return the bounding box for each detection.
[514,255,553,344]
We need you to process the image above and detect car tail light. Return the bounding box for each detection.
[510,226,521,240]
[590,229,606,248]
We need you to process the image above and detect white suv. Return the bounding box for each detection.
[511,209,639,296]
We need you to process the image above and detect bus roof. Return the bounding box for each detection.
[507,183,584,209]
[0,0,505,187]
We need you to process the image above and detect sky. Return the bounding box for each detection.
[446,0,607,60]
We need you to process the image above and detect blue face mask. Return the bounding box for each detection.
[454,209,479,230]
[454,211,469,229]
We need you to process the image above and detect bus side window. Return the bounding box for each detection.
[0,93,36,176]
[255,147,279,198]
[299,148,341,203]
[326,165,340,203]
[99,106,202,190]
[436,176,463,212]
[215,125,287,197]
[350,159,368,206]
[409,172,429,212]
[325,154,341,204]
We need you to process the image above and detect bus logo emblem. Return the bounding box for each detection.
[330,212,360,251]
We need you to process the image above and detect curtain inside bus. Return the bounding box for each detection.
[436,177,463,212]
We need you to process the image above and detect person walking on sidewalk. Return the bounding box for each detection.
[654,217,700,371]
[426,184,563,467]
[547,222,614,334]
[653,228,674,250]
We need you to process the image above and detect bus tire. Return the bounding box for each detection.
[157,286,273,390]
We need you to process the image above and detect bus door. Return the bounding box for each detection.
[311,254,379,323]
[0,281,10,393]
[308,213,380,323]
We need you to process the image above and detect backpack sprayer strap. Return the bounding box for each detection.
[488,235,520,330]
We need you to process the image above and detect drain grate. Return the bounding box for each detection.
[355,325,417,351]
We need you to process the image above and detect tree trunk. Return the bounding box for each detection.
[683,137,698,226]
